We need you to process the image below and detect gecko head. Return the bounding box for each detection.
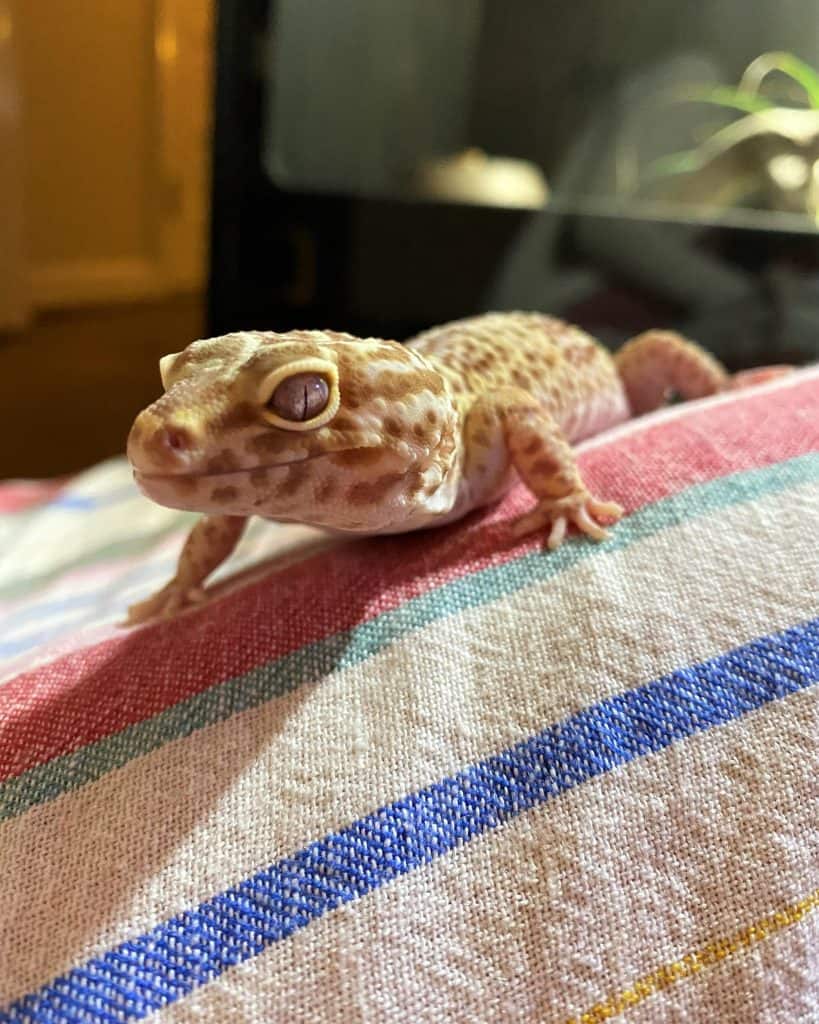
[127,329,459,531]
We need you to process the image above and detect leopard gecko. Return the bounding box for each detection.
[125,311,747,623]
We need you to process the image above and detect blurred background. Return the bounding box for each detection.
[2,0,819,478]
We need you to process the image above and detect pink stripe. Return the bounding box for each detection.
[1,375,818,781]
[0,479,69,514]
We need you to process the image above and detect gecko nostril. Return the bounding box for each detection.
[166,428,188,451]
[157,425,193,457]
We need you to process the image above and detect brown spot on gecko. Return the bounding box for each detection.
[564,341,598,367]
[531,458,559,477]
[247,432,293,456]
[207,449,241,474]
[347,473,404,506]
[471,429,491,448]
[316,479,337,503]
[332,447,385,468]
[219,401,258,431]
[175,476,199,495]
[346,379,375,405]
[331,412,359,432]
[211,485,239,504]
[418,369,445,396]
[250,468,269,488]
[374,370,416,401]
[276,463,310,498]
[412,421,432,443]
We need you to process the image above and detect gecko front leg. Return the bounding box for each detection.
[466,389,623,549]
[126,514,247,624]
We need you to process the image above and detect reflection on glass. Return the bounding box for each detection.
[412,149,548,208]
[631,52,819,223]
[262,1,819,232]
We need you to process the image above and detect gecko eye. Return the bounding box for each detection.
[267,373,329,421]
[258,357,340,430]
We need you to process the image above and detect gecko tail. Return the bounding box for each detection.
[727,365,795,391]
[615,329,727,415]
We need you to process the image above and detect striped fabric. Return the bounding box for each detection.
[1,368,817,1023]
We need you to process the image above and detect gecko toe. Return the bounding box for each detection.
[547,516,567,549]
[571,506,609,541]
[509,490,622,550]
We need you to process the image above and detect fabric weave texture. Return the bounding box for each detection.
[0,368,817,1023]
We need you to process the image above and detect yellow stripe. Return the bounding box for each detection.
[563,888,819,1024]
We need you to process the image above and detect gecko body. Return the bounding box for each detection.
[126,312,729,622]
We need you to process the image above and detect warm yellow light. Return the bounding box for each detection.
[0,8,13,46]
[155,27,178,64]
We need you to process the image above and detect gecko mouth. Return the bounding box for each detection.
[132,449,340,484]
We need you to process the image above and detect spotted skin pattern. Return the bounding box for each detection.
[126,312,730,622]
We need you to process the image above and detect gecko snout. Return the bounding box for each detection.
[127,411,199,474]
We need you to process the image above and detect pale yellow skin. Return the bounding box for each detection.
[126,312,729,623]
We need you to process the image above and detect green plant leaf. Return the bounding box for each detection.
[680,85,774,114]
[643,150,704,181]
[740,51,819,109]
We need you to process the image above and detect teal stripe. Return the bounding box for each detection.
[4,620,815,1022]
[2,452,818,823]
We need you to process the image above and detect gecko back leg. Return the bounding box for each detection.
[615,330,729,415]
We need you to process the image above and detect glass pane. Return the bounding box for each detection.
[263,0,819,231]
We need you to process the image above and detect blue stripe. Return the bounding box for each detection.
[0,560,178,653]
[49,495,104,511]
[2,618,817,1023]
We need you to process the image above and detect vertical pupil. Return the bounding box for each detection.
[270,373,329,421]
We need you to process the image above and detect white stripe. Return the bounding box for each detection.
[0,481,816,1002]
[152,690,818,1024]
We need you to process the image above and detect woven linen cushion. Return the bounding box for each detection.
[0,367,817,1023]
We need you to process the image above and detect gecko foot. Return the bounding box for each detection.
[125,581,208,625]
[509,492,624,550]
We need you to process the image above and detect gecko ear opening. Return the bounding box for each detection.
[258,358,340,431]
[159,352,181,389]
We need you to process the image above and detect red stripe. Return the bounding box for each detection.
[2,375,818,781]
[0,478,70,513]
